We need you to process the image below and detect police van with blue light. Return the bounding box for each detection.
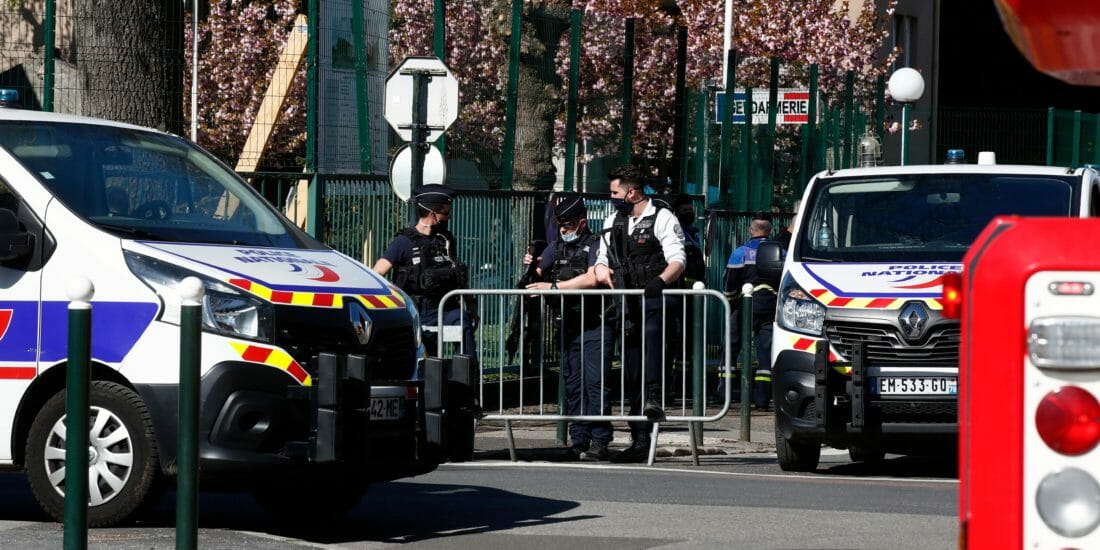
[756,149,1100,471]
[0,91,471,525]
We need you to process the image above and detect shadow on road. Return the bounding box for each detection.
[819,454,958,479]
[1,471,594,546]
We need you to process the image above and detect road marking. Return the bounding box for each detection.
[445,461,958,485]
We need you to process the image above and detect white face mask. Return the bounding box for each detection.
[561,229,580,243]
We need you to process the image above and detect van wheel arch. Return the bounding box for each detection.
[12,362,135,467]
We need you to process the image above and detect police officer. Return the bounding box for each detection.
[372,184,477,355]
[595,164,686,463]
[525,195,613,461]
[724,212,778,411]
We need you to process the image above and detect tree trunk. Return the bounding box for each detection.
[497,1,570,191]
[73,0,183,134]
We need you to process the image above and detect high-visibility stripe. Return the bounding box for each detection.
[754,375,772,382]
[229,341,312,386]
[225,278,401,310]
[0,366,35,379]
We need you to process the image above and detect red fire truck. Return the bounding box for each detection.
[954,216,1100,547]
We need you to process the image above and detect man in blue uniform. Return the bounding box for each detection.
[373,184,477,355]
[724,212,776,410]
[525,195,614,461]
[595,164,686,463]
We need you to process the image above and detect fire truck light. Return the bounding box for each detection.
[1035,386,1100,456]
[1049,281,1095,296]
[1036,468,1100,538]
[1029,317,1100,369]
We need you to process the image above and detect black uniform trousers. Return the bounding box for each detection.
[561,319,614,446]
[622,294,679,433]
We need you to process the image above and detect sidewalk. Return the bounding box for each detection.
[473,404,776,463]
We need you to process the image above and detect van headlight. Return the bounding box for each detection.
[777,276,826,336]
[125,251,274,342]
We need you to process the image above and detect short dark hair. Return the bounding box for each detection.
[607,164,645,191]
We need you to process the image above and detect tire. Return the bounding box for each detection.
[775,423,821,472]
[25,381,161,527]
[849,443,886,463]
[253,479,367,522]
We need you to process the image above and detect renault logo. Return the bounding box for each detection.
[898,302,930,341]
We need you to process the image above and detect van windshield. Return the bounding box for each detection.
[799,173,1076,262]
[0,121,314,248]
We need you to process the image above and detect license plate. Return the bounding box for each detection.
[370,397,404,420]
[877,376,957,396]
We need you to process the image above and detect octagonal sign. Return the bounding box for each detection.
[384,56,460,143]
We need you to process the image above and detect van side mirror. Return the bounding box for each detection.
[0,208,33,262]
[757,240,784,283]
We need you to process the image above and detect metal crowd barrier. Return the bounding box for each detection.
[434,287,739,466]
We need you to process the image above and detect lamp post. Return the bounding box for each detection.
[887,68,925,165]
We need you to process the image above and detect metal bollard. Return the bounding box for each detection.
[691,282,705,447]
[64,277,93,550]
[177,277,204,550]
[740,283,753,442]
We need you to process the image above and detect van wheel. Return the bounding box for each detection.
[253,480,367,522]
[25,382,161,527]
[849,443,886,463]
[775,424,820,472]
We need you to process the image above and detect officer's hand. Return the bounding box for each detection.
[525,282,551,290]
[645,276,666,299]
[523,253,535,266]
[595,264,613,288]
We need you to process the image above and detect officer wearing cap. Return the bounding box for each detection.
[525,195,613,461]
[723,211,777,410]
[594,164,686,463]
[373,184,477,354]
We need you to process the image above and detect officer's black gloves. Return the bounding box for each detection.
[644,276,666,298]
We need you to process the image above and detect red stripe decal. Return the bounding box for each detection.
[390,293,405,307]
[830,297,852,307]
[793,338,814,351]
[785,92,810,100]
[810,289,828,298]
[361,295,385,308]
[270,291,293,303]
[0,366,35,380]
[287,361,309,384]
[867,298,895,308]
[241,346,273,363]
[786,115,809,122]
[229,279,252,290]
[313,294,334,307]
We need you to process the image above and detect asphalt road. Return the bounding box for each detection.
[0,452,957,549]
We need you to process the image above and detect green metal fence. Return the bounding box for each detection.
[1048,108,1100,167]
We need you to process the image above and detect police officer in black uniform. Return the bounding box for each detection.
[372,184,477,355]
[525,195,614,461]
[595,165,686,463]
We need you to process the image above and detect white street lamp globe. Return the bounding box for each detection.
[887,67,925,103]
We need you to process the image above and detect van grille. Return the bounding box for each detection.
[825,321,960,364]
[273,306,417,381]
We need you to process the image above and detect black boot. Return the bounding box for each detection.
[643,384,665,420]
[611,431,651,463]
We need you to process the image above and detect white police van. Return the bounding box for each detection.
[757,159,1100,471]
[0,96,466,525]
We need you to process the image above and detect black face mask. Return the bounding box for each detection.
[432,219,449,234]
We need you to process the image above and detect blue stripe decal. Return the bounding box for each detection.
[41,302,158,363]
[0,302,41,362]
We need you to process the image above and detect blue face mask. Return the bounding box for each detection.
[611,198,632,215]
[561,229,580,243]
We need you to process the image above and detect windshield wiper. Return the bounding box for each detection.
[98,224,167,241]
[799,255,838,262]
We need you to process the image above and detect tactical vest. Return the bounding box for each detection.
[684,242,706,282]
[612,210,668,289]
[391,227,468,302]
[549,233,602,324]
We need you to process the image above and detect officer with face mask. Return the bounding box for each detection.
[525,195,614,460]
[373,184,477,355]
[594,165,686,463]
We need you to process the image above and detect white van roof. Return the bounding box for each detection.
[821,164,1080,178]
[0,106,165,134]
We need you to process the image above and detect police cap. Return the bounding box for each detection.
[553,195,586,222]
[413,184,455,206]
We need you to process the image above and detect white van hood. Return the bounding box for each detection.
[128,241,394,299]
[795,262,961,305]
